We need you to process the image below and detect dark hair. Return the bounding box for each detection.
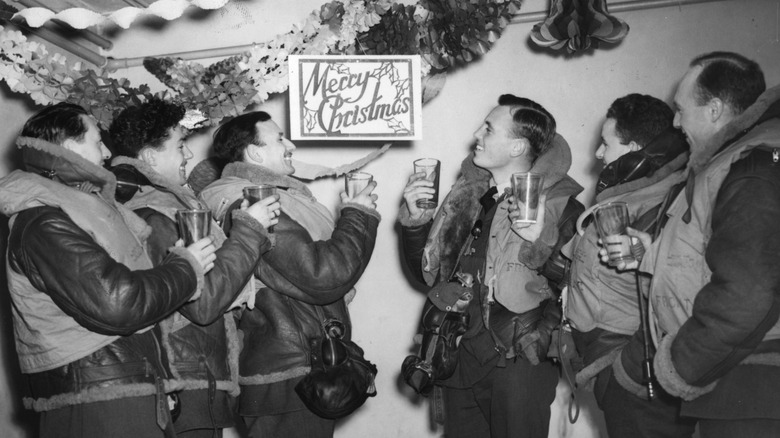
[690,51,765,115]
[21,102,89,145]
[497,94,556,159]
[108,98,185,158]
[606,94,674,148]
[212,111,272,163]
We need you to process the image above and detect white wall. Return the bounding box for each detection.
[1,1,779,437]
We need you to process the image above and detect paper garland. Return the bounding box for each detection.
[12,0,231,30]
[1,0,523,130]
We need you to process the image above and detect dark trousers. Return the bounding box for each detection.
[595,367,696,438]
[243,408,335,438]
[698,418,780,438]
[39,395,169,438]
[442,358,558,438]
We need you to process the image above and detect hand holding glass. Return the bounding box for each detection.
[594,202,636,266]
[345,172,373,197]
[244,185,278,232]
[413,158,440,209]
[511,172,544,224]
[176,209,212,246]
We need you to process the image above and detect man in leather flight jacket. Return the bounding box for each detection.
[0,103,215,438]
[399,95,582,438]
[198,111,380,438]
[108,99,280,437]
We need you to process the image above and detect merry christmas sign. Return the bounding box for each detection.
[289,55,422,141]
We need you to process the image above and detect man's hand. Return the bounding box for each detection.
[173,236,216,301]
[178,237,217,301]
[598,227,652,270]
[508,193,547,242]
[341,180,379,210]
[402,171,435,220]
[242,195,281,231]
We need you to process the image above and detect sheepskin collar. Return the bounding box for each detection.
[17,136,117,201]
[221,162,313,197]
[434,134,580,279]
[110,156,200,208]
[596,152,689,203]
[689,84,780,174]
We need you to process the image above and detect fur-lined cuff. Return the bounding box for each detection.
[612,352,650,400]
[24,383,157,411]
[654,334,717,401]
[397,204,435,227]
[238,367,310,386]
[169,246,205,300]
[340,202,382,221]
[231,209,268,235]
[576,348,622,388]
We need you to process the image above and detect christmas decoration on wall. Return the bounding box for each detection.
[0,0,523,128]
[12,0,232,30]
[530,0,628,53]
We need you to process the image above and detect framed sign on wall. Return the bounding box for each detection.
[289,55,423,141]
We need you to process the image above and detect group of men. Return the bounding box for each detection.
[0,100,379,438]
[399,50,780,438]
[0,49,778,438]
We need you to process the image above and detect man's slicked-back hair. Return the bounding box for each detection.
[606,94,674,148]
[497,94,556,159]
[21,102,90,146]
[109,98,185,158]
[690,51,765,115]
[212,111,272,163]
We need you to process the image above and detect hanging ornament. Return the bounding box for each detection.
[530,0,629,53]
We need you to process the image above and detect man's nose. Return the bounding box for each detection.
[284,138,296,151]
[595,145,605,159]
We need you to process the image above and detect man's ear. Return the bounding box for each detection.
[245,144,264,164]
[708,97,726,123]
[510,137,528,158]
[140,147,156,166]
[628,140,642,152]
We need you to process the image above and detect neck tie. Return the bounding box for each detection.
[471,186,498,240]
[479,186,498,212]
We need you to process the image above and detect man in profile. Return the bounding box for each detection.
[617,52,780,436]
[199,110,380,438]
[399,94,582,437]
[0,102,215,437]
[564,93,693,437]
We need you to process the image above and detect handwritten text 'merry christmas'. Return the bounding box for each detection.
[303,62,411,134]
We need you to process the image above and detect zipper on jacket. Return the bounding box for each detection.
[772,149,778,164]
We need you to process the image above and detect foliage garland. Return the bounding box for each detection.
[0,0,523,128]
